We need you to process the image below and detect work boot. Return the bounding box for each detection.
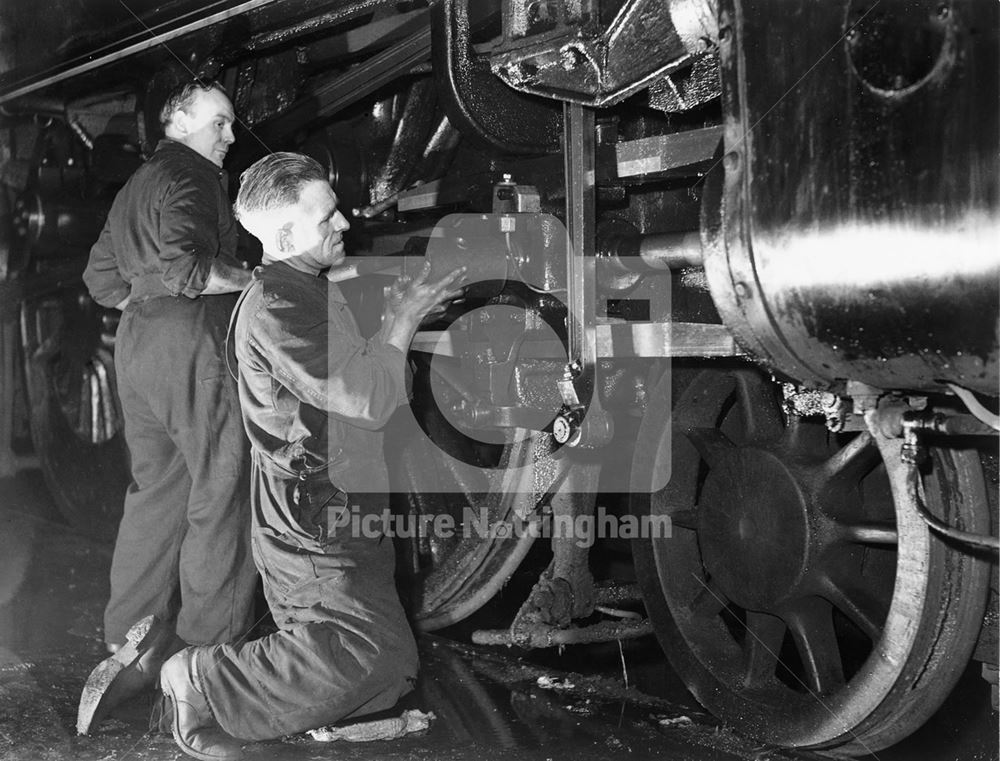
[77,615,185,735]
[149,690,172,735]
[160,648,242,761]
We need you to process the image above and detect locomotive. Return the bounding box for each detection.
[0,0,996,754]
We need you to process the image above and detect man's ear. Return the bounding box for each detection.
[276,223,295,254]
[164,109,187,138]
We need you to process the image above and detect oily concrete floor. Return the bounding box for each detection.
[0,469,995,761]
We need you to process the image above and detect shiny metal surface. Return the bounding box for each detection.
[594,322,737,358]
[704,0,999,394]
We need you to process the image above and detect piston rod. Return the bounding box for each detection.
[598,228,703,274]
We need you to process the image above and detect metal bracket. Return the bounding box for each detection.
[561,102,612,448]
[492,0,710,107]
[430,0,562,154]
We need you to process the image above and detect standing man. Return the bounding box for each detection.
[156,152,463,760]
[78,80,257,733]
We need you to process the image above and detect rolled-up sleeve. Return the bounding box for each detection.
[83,220,130,308]
[157,175,217,298]
[253,303,407,430]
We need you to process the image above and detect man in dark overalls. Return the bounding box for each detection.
[155,152,463,760]
[78,81,257,733]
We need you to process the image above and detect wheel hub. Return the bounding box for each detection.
[698,447,813,610]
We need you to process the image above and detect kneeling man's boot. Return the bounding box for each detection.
[77,615,185,734]
[160,648,242,761]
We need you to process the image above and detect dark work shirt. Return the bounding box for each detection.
[84,139,239,306]
[233,261,407,494]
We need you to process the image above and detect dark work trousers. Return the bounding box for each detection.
[105,295,256,647]
[194,457,418,740]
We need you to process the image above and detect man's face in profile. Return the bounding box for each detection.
[176,87,236,167]
[286,180,351,270]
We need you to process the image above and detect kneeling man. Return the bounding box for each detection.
[159,152,464,760]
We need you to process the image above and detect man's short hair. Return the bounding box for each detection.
[234,152,329,223]
[158,80,227,129]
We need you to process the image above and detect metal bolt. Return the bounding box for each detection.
[502,173,513,183]
[560,48,579,71]
[723,151,740,172]
[505,62,525,84]
[734,282,749,298]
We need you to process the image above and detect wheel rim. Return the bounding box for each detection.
[631,366,991,752]
[30,294,121,444]
[20,288,129,540]
[388,357,566,630]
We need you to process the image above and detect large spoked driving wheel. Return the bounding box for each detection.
[388,351,568,631]
[630,366,991,754]
[20,286,129,540]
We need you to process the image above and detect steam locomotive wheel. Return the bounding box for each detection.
[20,287,129,540]
[630,366,991,753]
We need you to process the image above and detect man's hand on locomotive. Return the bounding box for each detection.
[382,260,466,355]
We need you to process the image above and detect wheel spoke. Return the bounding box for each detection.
[76,367,90,436]
[650,488,698,529]
[823,432,880,482]
[785,598,845,695]
[687,576,729,618]
[819,575,888,642]
[93,356,119,440]
[742,611,786,688]
[734,371,784,442]
[683,427,735,469]
[89,368,101,444]
[785,414,829,454]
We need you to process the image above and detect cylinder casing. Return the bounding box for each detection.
[704,0,998,394]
